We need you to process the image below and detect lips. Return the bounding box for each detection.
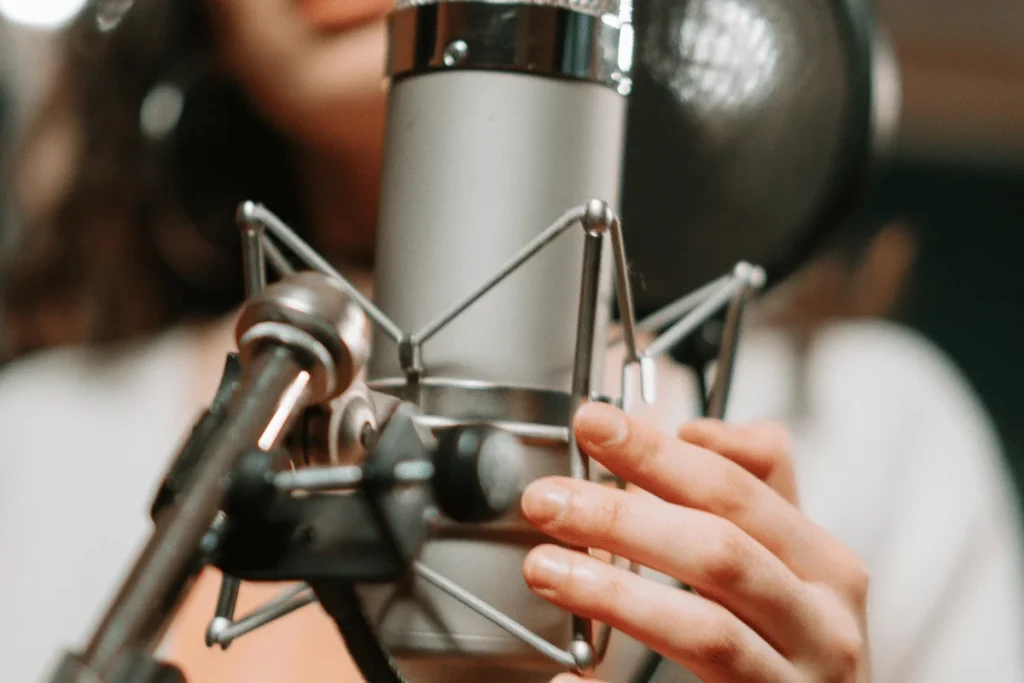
[296,0,390,31]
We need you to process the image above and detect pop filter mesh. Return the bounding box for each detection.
[622,0,876,310]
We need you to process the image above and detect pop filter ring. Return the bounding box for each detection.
[629,2,885,681]
[761,0,882,292]
[623,0,888,325]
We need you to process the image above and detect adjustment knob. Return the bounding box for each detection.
[235,271,370,404]
[432,426,526,524]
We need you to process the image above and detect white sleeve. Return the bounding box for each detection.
[810,324,1024,683]
[0,338,193,683]
[871,395,1024,683]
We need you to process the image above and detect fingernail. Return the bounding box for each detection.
[575,402,628,447]
[525,549,570,590]
[521,480,570,524]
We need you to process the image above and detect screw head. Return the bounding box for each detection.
[443,40,470,67]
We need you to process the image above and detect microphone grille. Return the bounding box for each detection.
[394,0,622,17]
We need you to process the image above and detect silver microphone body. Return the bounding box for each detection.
[362,1,633,680]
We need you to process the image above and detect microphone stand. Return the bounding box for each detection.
[46,208,529,683]
[49,295,341,681]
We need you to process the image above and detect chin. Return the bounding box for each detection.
[305,91,387,161]
[222,7,389,161]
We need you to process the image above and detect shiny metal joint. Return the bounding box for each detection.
[235,271,371,404]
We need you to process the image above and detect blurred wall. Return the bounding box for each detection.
[878,0,1024,167]
[863,163,1024,489]
[868,0,1024,490]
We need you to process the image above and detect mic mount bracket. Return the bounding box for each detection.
[230,199,763,676]
[49,195,763,683]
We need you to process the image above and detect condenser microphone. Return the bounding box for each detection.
[41,0,888,679]
[361,1,636,681]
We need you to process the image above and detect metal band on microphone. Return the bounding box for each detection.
[388,1,635,93]
[396,0,622,15]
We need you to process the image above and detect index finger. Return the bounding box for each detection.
[573,402,855,586]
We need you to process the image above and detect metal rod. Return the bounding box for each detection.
[595,620,614,662]
[241,226,267,297]
[609,275,731,346]
[413,562,576,668]
[273,462,435,493]
[261,234,295,278]
[566,229,606,661]
[706,275,753,420]
[410,205,587,346]
[413,415,569,443]
[242,202,404,343]
[637,275,731,336]
[274,465,364,492]
[643,277,744,360]
[214,576,241,621]
[569,229,604,482]
[595,467,631,663]
[607,215,641,365]
[80,347,311,676]
[214,585,318,646]
[392,461,436,486]
[696,362,711,417]
[206,574,242,649]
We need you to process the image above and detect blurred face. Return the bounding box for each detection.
[206,0,390,160]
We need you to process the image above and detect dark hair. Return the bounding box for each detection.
[1,0,309,360]
[1,0,902,363]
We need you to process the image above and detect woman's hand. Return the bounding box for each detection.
[520,402,870,683]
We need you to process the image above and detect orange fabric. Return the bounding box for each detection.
[166,570,364,682]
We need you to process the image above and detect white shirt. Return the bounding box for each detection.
[1,319,1022,682]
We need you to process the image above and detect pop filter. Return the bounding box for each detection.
[622,0,896,312]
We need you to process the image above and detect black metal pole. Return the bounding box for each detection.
[79,346,311,678]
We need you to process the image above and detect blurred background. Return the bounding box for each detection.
[862,0,1024,493]
[1,0,1023,484]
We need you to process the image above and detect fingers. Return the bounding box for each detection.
[573,402,854,585]
[523,545,799,683]
[679,419,798,505]
[521,477,827,657]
